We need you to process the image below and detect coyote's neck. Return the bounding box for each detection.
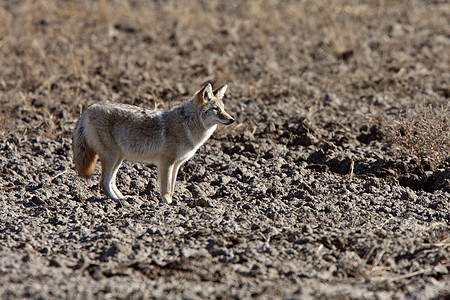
[179,99,207,129]
[179,99,216,146]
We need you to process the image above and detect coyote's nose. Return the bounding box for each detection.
[228,118,235,125]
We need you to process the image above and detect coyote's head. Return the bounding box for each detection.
[195,83,234,127]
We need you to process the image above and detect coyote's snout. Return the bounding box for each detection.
[72,83,234,204]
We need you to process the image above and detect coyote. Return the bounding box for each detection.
[72,83,234,204]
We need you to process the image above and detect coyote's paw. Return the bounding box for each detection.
[162,193,173,204]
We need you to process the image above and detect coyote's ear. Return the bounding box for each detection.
[194,83,213,107]
[214,84,227,99]
[202,83,213,101]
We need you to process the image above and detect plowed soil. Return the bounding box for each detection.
[0,1,449,299]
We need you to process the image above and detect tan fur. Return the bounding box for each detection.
[72,83,234,203]
[73,117,98,176]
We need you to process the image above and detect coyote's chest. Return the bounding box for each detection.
[178,125,217,162]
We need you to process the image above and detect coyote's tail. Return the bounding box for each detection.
[73,114,97,177]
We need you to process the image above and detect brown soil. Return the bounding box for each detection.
[0,1,449,299]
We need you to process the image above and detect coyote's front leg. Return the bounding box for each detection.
[170,160,184,198]
[158,159,174,204]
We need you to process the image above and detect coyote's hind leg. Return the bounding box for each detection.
[100,153,124,200]
[111,157,124,199]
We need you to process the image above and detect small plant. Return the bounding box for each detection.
[384,101,449,167]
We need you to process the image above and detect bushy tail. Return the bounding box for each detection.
[73,114,97,177]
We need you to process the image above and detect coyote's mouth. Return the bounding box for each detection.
[219,117,234,125]
[225,118,235,125]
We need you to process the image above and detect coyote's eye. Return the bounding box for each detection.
[212,107,220,112]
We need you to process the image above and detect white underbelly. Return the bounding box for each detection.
[121,140,163,164]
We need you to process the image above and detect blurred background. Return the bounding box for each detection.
[0,0,448,139]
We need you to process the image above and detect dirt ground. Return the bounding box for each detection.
[0,0,449,299]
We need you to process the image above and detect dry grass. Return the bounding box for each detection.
[0,0,448,141]
[383,102,450,166]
